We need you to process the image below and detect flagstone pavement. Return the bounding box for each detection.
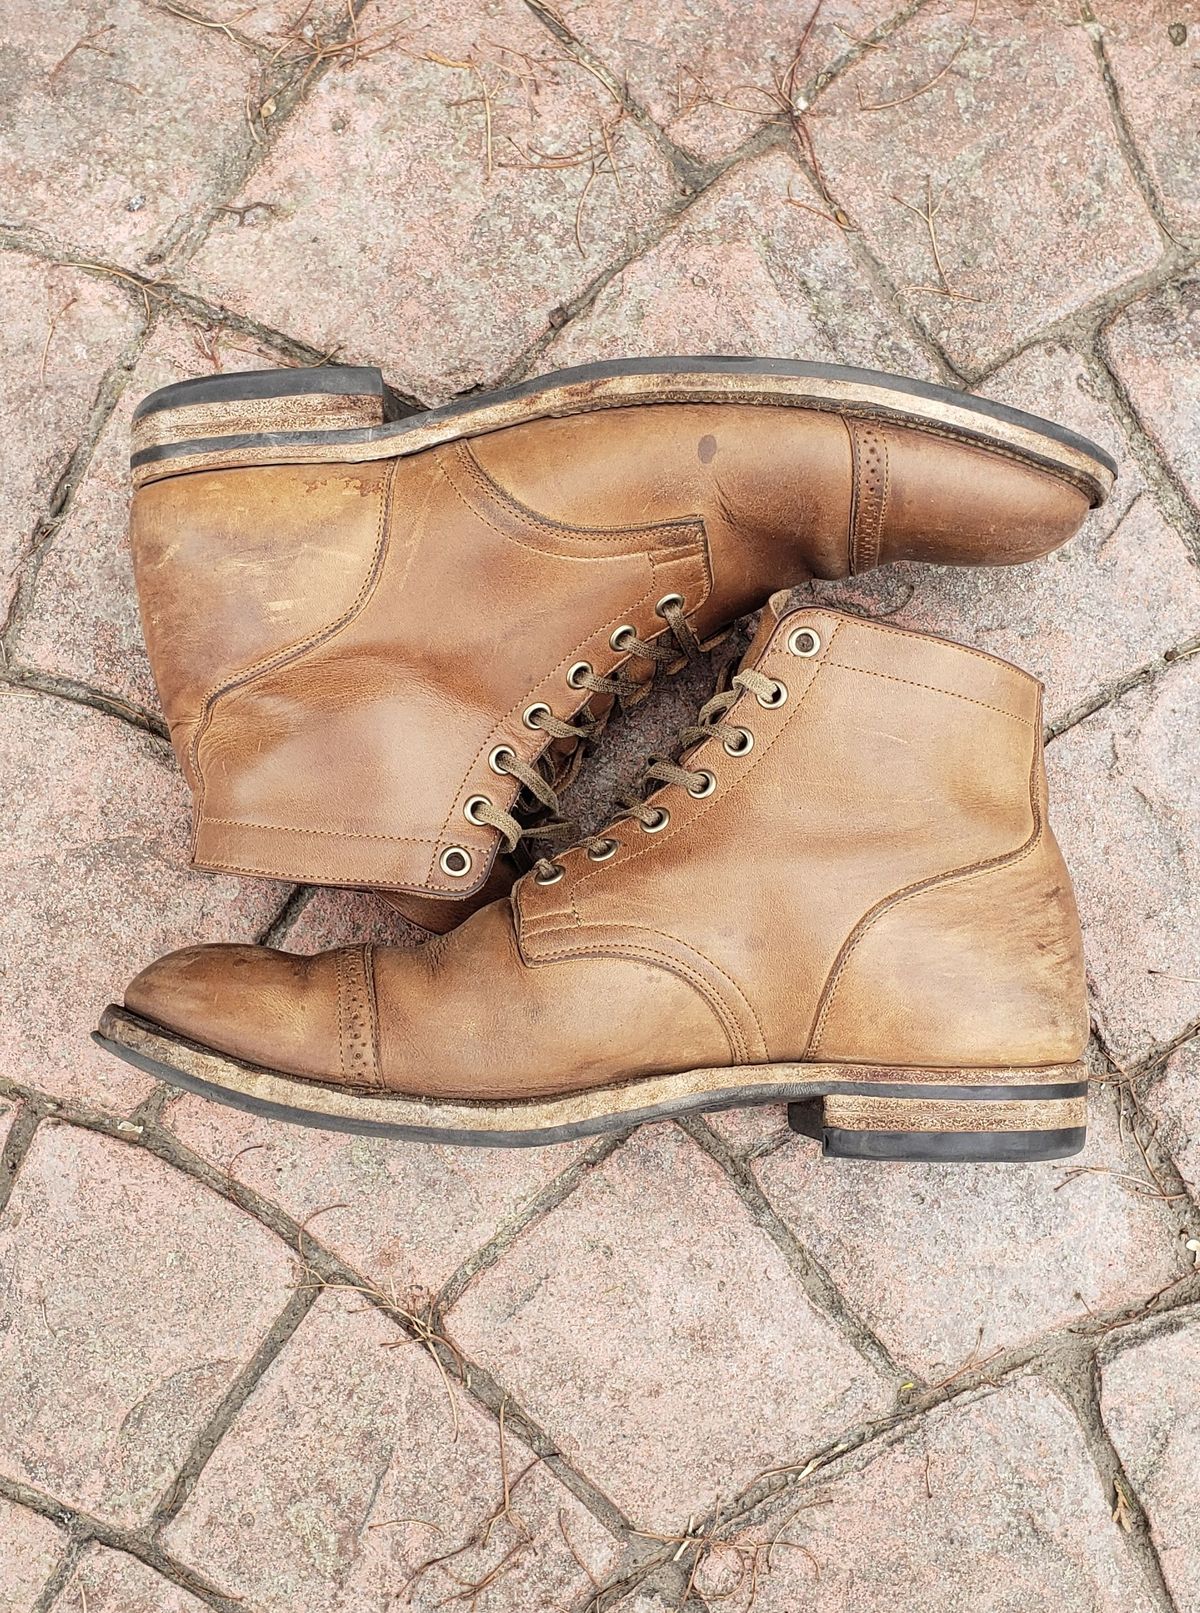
[2,2,1199,1609]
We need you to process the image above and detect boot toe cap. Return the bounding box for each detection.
[124,943,346,1082]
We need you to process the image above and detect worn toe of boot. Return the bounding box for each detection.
[121,943,353,1085]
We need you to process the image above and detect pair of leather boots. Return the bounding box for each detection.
[96,356,1116,1162]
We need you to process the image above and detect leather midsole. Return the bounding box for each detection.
[95,1005,1087,1144]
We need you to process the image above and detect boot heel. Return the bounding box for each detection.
[130,364,409,484]
[788,1079,1088,1162]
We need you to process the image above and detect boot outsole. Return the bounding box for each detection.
[129,355,1117,506]
[95,1005,1088,1161]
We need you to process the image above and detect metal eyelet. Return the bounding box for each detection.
[523,702,552,729]
[757,679,788,709]
[723,727,754,757]
[640,807,670,833]
[488,745,515,775]
[566,661,593,689]
[610,625,636,652]
[787,626,822,658]
[534,863,565,885]
[687,769,717,799]
[463,795,491,825]
[586,837,619,862]
[655,593,685,616]
[439,846,473,878]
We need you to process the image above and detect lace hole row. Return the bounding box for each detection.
[757,679,788,708]
[722,727,754,757]
[534,863,564,886]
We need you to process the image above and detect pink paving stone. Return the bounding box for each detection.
[560,0,908,162]
[1097,4,1200,241]
[807,343,1200,725]
[52,1547,210,1613]
[0,689,281,1111]
[0,256,140,621]
[548,147,933,375]
[1139,1038,1200,1196]
[11,317,278,715]
[712,1380,1157,1613]
[1047,654,1200,1064]
[184,0,682,403]
[1100,1318,1200,1612]
[0,1122,295,1527]
[162,1287,622,1613]
[0,1498,65,1613]
[446,1123,890,1529]
[755,1091,1183,1377]
[278,885,425,952]
[1104,275,1200,515]
[0,1,265,268]
[807,0,1162,372]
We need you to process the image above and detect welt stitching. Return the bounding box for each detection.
[335,952,348,1081]
[363,944,381,1081]
[569,617,845,896]
[532,941,744,1064]
[190,459,399,799]
[824,659,1036,724]
[529,920,768,1058]
[808,705,1045,1055]
[840,415,857,575]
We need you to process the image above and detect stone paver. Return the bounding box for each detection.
[1139,1038,1200,1198]
[1,1,266,267]
[810,1,1161,371]
[714,1381,1157,1612]
[561,0,908,162]
[0,256,140,620]
[1100,1318,1200,1612]
[1097,4,1200,241]
[0,1123,294,1527]
[0,689,281,1111]
[0,1498,65,1613]
[10,318,275,716]
[1105,275,1200,517]
[811,343,1200,724]
[52,1547,210,1613]
[1047,655,1200,1064]
[162,1287,622,1613]
[185,0,683,402]
[756,1091,1183,1377]
[0,1098,19,1160]
[447,1124,890,1528]
[549,145,933,374]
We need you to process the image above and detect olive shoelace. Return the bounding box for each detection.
[528,663,784,885]
[469,597,725,857]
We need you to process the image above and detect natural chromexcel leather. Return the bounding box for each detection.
[129,401,1093,922]
[123,600,1088,1100]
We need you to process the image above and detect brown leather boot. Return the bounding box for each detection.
[98,596,1090,1162]
[129,356,1113,934]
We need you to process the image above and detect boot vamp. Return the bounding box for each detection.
[373,901,732,1100]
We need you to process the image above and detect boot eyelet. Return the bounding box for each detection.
[757,679,788,708]
[787,627,822,658]
[723,727,754,757]
[566,661,593,689]
[523,702,552,729]
[488,745,515,774]
[687,769,717,799]
[534,862,565,885]
[640,807,670,833]
[439,846,473,878]
[587,837,619,862]
[610,625,636,652]
[655,593,685,617]
[463,795,492,825]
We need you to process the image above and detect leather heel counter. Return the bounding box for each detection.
[810,825,1089,1068]
[130,461,395,786]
